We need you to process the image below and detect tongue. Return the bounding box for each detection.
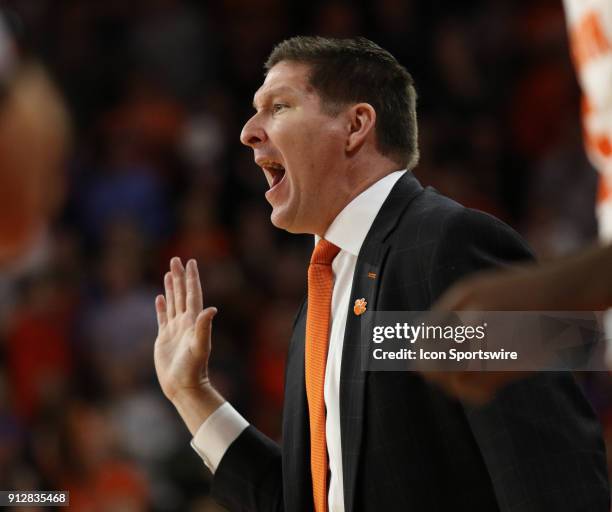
[271,169,285,188]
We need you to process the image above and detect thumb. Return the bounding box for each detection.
[434,282,474,312]
[193,306,218,358]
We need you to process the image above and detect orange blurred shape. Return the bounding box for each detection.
[0,63,69,266]
[569,10,612,70]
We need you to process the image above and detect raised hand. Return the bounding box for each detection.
[154,257,218,403]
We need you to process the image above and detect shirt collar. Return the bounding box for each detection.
[315,170,406,256]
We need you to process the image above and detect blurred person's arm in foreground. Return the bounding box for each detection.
[424,0,612,404]
[154,257,248,472]
[422,242,612,403]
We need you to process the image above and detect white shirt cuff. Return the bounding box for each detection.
[190,402,249,473]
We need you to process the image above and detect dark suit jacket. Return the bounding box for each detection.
[211,172,610,511]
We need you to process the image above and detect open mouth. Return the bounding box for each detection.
[261,161,286,190]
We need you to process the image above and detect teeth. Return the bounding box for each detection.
[261,160,285,171]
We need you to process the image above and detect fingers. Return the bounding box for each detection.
[155,294,168,328]
[186,259,203,316]
[163,257,205,321]
[164,272,175,318]
[193,307,218,358]
[171,257,186,314]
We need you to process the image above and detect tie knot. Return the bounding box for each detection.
[310,239,340,266]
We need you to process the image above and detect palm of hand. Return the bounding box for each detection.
[154,257,217,402]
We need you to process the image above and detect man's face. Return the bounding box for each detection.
[241,61,348,235]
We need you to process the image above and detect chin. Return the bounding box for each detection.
[269,209,290,231]
[270,208,308,234]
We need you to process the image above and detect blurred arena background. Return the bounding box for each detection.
[0,0,609,510]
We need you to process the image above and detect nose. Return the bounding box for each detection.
[240,114,267,147]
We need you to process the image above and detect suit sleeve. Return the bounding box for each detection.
[427,207,610,511]
[464,372,610,511]
[211,426,284,511]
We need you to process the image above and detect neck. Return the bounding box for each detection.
[315,159,403,237]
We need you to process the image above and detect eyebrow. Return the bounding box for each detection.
[252,86,297,110]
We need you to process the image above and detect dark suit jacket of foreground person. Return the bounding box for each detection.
[211,172,610,511]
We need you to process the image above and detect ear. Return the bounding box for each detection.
[346,103,376,154]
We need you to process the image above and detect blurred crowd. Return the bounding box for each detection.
[0,0,609,510]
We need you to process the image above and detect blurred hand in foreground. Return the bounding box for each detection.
[422,243,612,403]
[422,270,538,404]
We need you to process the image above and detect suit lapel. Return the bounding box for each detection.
[340,171,424,512]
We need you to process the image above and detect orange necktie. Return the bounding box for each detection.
[305,239,340,512]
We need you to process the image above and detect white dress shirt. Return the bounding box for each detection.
[191,170,406,511]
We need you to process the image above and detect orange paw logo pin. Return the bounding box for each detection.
[353,298,367,316]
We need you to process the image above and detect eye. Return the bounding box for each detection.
[272,103,288,114]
